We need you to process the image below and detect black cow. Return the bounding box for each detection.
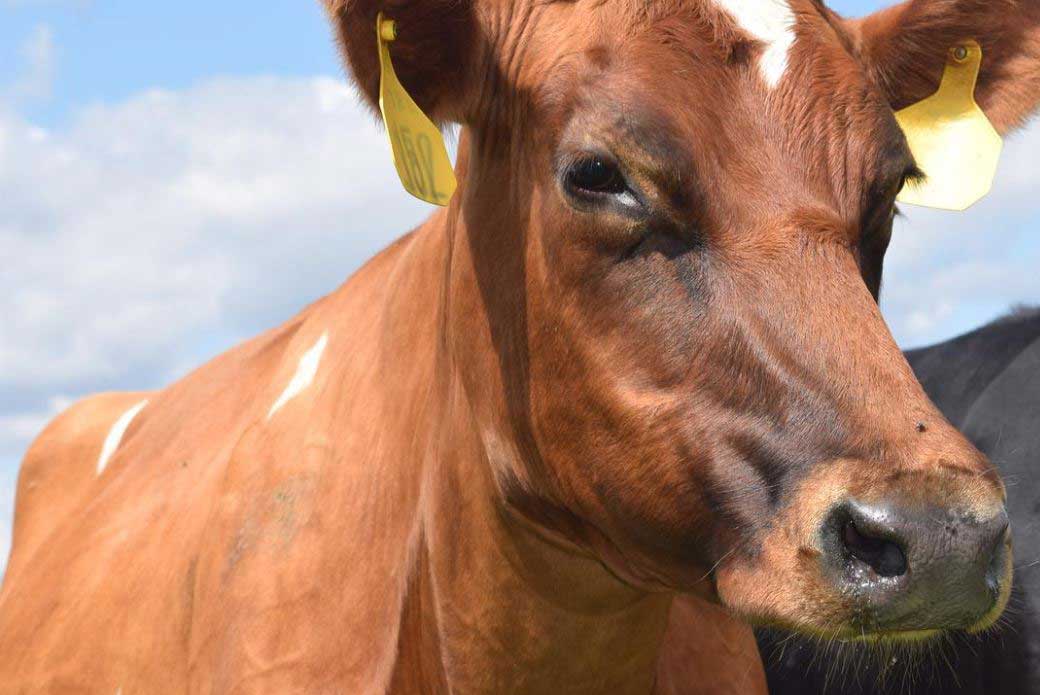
[760,306,1040,694]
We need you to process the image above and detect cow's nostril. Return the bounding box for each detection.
[822,500,1010,632]
[842,520,908,578]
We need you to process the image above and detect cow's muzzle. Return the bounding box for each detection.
[819,499,1011,635]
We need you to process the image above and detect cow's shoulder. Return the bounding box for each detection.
[5,391,152,581]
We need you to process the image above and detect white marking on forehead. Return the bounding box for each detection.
[97,400,148,476]
[268,332,329,420]
[714,0,796,88]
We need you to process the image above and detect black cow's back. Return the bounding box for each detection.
[759,308,1040,695]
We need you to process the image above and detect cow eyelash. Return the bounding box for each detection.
[894,166,927,201]
[902,166,927,189]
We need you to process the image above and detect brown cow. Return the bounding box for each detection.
[1,0,1038,693]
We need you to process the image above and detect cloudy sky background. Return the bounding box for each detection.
[0,0,1038,578]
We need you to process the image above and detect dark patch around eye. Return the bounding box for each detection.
[621,229,689,261]
[861,162,918,258]
[859,208,894,301]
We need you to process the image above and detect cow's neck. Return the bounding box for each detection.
[415,388,672,693]
[375,177,673,693]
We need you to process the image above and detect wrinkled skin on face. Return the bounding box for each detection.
[327,0,1040,641]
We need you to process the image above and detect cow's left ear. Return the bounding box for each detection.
[850,0,1040,134]
[322,0,479,125]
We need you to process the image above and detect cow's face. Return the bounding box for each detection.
[326,0,1038,639]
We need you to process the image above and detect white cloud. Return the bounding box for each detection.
[3,23,55,104]
[0,75,428,398]
[0,75,433,577]
[881,119,1040,346]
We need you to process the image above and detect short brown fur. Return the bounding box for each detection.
[1,0,1038,692]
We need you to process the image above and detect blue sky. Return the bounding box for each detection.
[0,0,1038,577]
[0,0,335,125]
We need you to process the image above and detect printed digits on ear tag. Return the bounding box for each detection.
[418,134,448,205]
[895,40,1003,211]
[387,124,415,192]
[398,126,428,198]
[376,13,458,206]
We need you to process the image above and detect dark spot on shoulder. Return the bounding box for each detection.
[586,44,612,69]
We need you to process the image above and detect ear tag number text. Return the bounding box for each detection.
[895,41,1003,211]
[377,14,457,206]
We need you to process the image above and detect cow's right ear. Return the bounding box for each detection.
[322,0,479,125]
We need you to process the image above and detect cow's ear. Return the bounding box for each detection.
[322,0,478,124]
[850,0,1040,134]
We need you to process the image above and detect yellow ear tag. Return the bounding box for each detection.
[895,41,1003,211]
[376,14,457,206]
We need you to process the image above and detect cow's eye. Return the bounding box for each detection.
[565,156,627,196]
[561,154,644,215]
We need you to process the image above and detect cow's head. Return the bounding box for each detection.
[325,0,1039,640]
